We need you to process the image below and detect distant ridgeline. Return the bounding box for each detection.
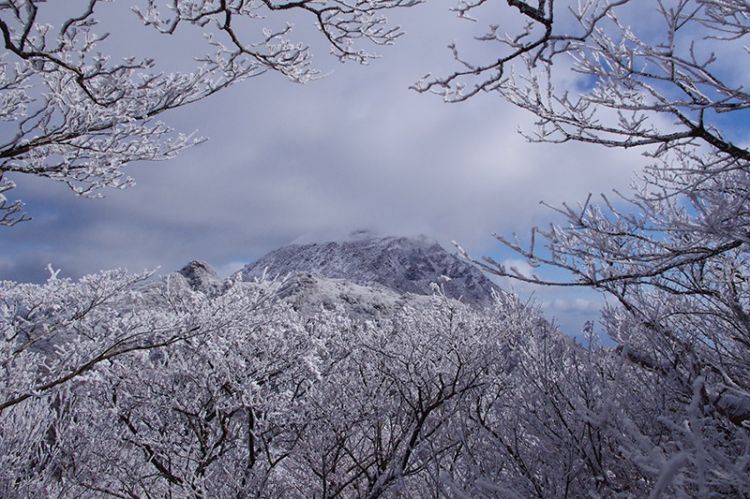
[235,233,500,306]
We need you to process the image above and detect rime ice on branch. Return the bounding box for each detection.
[0,0,418,225]
[426,1,750,494]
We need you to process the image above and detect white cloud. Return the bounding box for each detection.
[214,260,248,278]
[1,2,644,305]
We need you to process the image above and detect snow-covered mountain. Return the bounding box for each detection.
[177,260,225,296]
[273,272,436,318]
[237,233,500,306]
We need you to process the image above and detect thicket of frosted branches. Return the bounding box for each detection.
[428,2,750,495]
[0,0,417,225]
[1,271,748,496]
[3,0,750,496]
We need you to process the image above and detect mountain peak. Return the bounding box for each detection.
[239,234,500,305]
[178,260,223,295]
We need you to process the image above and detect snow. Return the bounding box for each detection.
[176,260,225,296]
[238,233,501,306]
[274,272,436,319]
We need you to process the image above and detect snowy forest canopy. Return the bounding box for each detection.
[2,0,750,497]
[3,270,747,497]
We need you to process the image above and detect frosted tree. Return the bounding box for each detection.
[1,268,597,496]
[0,0,417,225]
[55,284,328,496]
[0,267,305,495]
[9,265,734,496]
[286,297,509,497]
[417,0,750,494]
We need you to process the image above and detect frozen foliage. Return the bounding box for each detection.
[240,233,501,306]
[2,265,750,496]
[4,0,750,495]
[426,0,750,495]
[0,0,418,225]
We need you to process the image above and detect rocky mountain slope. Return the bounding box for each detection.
[175,262,434,319]
[177,260,225,296]
[237,233,500,306]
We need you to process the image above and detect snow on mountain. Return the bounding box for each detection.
[173,261,438,320]
[238,233,501,306]
[274,272,435,319]
[176,260,225,296]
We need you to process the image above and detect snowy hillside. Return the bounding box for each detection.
[175,255,449,319]
[177,260,225,296]
[238,232,500,306]
[272,272,437,319]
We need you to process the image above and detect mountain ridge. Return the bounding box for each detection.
[237,233,500,306]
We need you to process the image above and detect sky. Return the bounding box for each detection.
[0,1,651,336]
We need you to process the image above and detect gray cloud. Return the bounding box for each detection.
[2,3,647,337]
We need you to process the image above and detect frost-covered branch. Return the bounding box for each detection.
[0,0,418,225]
[426,2,750,493]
